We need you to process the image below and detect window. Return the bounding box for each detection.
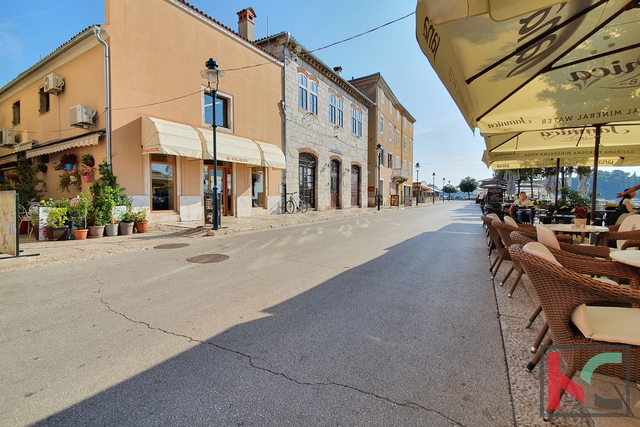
[379,89,384,103]
[204,89,231,129]
[337,98,344,127]
[389,101,392,114]
[388,123,392,141]
[379,149,385,166]
[310,80,318,115]
[396,130,400,146]
[396,109,400,120]
[388,153,393,168]
[151,154,175,211]
[357,110,362,137]
[380,115,384,134]
[403,160,407,170]
[39,88,50,114]
[12,101,20,126]
[403,136,407,149]
[251,167,265,208]
[329,94,336,124]
[396,156,400,169]
[298,73,308,110]
[352,108,358,134]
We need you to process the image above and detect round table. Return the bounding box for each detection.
[541,224,608,244]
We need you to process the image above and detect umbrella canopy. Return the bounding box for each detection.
[416,0,640,134]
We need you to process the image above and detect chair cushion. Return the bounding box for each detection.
[487,213,501,222]
[571,304,640,345]
[504,216,518,227]
[536,224,561,250]
[523,242,561,266]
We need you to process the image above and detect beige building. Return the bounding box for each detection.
[255,34,373,210]
[0,0,284,223]
[349,74,416,207]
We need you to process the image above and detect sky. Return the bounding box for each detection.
[2,0,638,188]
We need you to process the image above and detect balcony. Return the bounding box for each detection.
[391,168,409,183]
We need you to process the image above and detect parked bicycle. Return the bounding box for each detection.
[285,192,308,214]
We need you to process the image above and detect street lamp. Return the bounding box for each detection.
[201,58,225,230]
[376,143,382,210]
[432,172,436,203]
[448,180,451,201]
[442,177,445,203]
[415,162,420,206]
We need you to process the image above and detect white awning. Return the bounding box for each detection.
[0,154,18,165]
[142,117,285,169]
[26,133,100,158]
[141,117,205,159]
[13,140,35,153]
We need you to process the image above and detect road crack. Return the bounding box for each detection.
[97,293,468,427]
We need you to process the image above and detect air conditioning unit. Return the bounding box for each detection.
[69,104,95,127]
[0,128,15,146]
[44,73,64,94]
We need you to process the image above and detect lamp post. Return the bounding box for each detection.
[200,58,225,230]
[442,177,445,203]
[415,162,420,206]
[375,143,382,210]
[432,172,436,203]
[448,180,451,201]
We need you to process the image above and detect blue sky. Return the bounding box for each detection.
[2,0,637,187]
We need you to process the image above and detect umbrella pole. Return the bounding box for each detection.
[590,124,602,223]
[554,159,560,213]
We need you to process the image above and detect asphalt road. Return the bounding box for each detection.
[0,202,514,426]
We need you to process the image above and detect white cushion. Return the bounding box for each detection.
[523,242,561,266]
[571,304,640,345]
[536,224,561,250]
[487,213,500,222]
[504,216,518,227]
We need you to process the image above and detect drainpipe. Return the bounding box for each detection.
[282,32,291,210]
[93,25,112,170]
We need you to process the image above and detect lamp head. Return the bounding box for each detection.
[200,58,225,82]
[415,162,420,169]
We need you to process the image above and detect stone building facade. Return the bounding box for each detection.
[256,33,374,211]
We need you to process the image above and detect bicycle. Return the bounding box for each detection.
[285,192,308,214]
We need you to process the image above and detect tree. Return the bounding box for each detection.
[4,157,45,208]
[459,177,478,199]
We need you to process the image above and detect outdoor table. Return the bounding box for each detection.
[542,224,608,244]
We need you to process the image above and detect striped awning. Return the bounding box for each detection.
[26,133,100,158]
[0,154,18,165]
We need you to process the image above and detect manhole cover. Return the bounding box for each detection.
[154,243,191,249]
[187,254,229,263]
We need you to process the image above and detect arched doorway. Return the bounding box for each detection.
[330,159,340,208]
[351,165,360,207]
[299,153,316,208]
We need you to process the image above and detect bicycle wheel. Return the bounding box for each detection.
[285,199,296,214]
[299,200,308,213]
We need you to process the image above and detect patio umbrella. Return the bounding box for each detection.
[416,0,640,217]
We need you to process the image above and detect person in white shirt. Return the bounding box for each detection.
[511,191,534,223]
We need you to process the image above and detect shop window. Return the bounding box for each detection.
[151,154,175,211]
[251,167,265,208]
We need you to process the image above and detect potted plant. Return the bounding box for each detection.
[44,206,68,241]
[57,153,78,171]
[79,153,95,167]
[105,217,119,236]
[132,208,149,233]
[572,204,589,228]
[79,165,95,182]
[58,171,81,192]
[118,210,136,235]
[68,193,89,239]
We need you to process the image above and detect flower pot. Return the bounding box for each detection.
[45,226,68,241]
[81,174,92,182]
[119,222,134,235]
[88,225,105,238]
[73,229,88,239]
[573,217,588,228]
[105,223,119,236]
[134,221,149,233]
[64,163,74,171]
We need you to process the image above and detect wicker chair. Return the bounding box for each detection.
[509,244,640,420]
[595,214,640,248]
[481,215,513,281]
[492,220,533,296]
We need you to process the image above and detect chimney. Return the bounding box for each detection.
[237,8,257,41]
[333,66,342,76]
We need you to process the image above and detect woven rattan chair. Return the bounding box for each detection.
[482,215,513,281]
[595,214,640,248]
[509,244,640,420]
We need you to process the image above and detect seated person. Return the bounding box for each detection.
[616,189,638,214]
[511,191,534,223]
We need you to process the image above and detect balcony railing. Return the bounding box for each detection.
[391,168,409,183]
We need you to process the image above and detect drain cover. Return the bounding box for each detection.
[154,243,191,249]
[187,254,229,263]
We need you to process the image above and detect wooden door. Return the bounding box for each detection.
[330,160,340,208]
[351,166,360,207]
